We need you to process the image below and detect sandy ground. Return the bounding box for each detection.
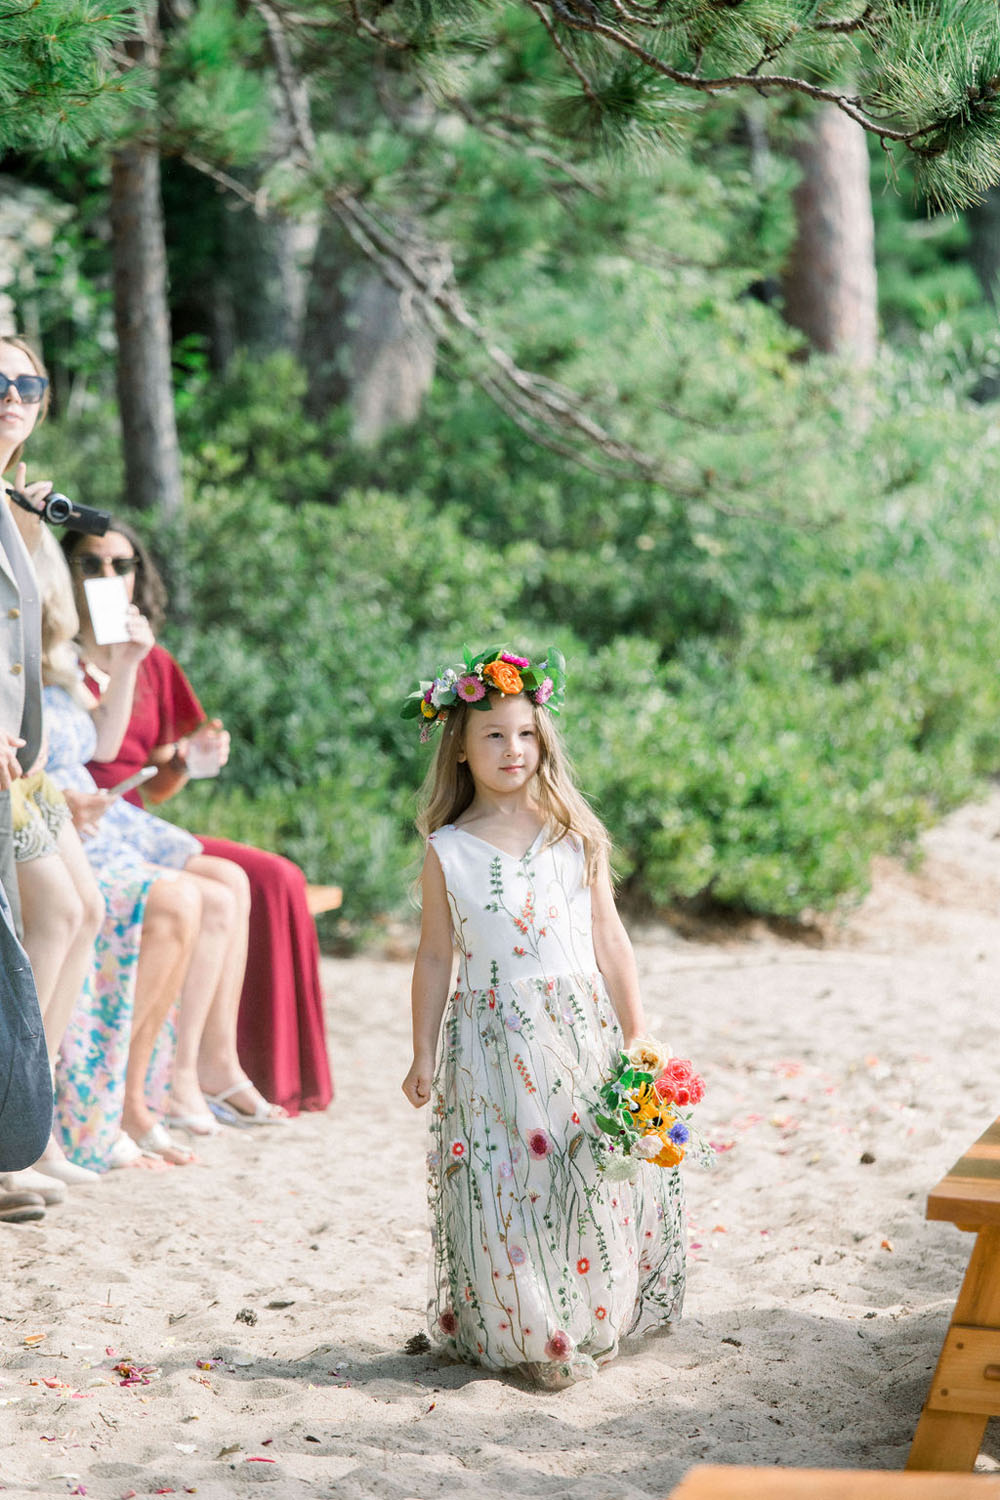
[5,793,1000,1499]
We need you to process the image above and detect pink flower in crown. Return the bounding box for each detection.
[544,1330,573,1361]
[456,674,486,702]
[527,1128,554,1160]
[500,652,530,669]
[533,677,554,706]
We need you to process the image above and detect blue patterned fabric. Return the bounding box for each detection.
[44,684,201,871]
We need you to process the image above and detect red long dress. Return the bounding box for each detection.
[86,645,333,1117]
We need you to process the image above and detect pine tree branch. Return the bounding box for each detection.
[444,96,606,196]
[249,0,317,157]
[524,0,955,148]
[243,0,823,523]
[346,0,409,50]
[324,187,787,519]
[525,0,602,106]
[816,5,874,34]
[180,150,269,214]
[605,0,661,30]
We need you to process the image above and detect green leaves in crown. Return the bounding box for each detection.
[401,645,567,735]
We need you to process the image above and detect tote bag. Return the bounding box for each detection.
[0,887,52,1171]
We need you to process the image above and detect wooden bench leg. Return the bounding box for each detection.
[908,1224,1000,1471]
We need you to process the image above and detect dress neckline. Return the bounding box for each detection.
[448,824,545,863]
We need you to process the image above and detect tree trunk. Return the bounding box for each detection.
[109,14,183,518]
[219,201,318,358]
[782,105,877,366]
[301,216,436,443]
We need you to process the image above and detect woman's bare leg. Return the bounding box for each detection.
[16,851,86,1054]
[39,824,105,1058]
[120,874,200,1165]
[17,826,106,1177]
[167,854,254,1121]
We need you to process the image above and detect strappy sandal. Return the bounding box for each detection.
[130,1123,197,1165]
[204,1079,289,1128]
[165,1110,221,1139]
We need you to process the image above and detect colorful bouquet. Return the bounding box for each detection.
[593,1038,706,1178]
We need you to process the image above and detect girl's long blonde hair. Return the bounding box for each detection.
[416,693,610,885]
[35,524,93,707]
[0,335,50,473]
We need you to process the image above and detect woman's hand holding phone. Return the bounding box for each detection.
[105,765,158,799]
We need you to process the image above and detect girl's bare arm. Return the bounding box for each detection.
[591,863,646,1049]
[402,845,454,1108]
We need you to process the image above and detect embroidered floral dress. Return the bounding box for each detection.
[426,825,686,1386]
[42,683,194,1170]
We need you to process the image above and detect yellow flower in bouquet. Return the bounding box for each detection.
[594,1038,707,1178]
[627,1082,671,1132]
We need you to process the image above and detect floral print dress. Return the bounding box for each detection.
[43,683,199,1171]
[426,825,686,1386]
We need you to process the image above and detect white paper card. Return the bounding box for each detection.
[83,576,131,645]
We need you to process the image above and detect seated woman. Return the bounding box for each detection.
[34,528,286,1160]
[61,523,333,1120]
[7,765,105,1190]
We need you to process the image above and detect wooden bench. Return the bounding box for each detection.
[305,884,342,917]
[668,1465,1000,1497]
[907,1114,1000,1473]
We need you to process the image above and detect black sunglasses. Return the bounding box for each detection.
[73,555,138,578]
[0,372,48,404]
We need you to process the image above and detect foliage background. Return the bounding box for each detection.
[31,326,1000,944]
[10,6,1000,944]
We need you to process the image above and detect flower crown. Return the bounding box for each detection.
[402,645,567,742]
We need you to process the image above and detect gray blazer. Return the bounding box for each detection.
[0,497,42,770]
[0,499,50,1168]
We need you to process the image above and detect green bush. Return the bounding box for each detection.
[30,341,1000,940]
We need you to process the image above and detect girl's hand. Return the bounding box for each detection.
[108,606,154,666]
[63,787,110,839]
[402,1055,435,1109]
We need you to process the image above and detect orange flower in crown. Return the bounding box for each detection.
[401,645,567,742]
[482,658,524,695]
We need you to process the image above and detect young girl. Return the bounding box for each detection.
[401,647,686,1387]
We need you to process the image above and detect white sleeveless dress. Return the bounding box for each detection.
[425,824,686,1386]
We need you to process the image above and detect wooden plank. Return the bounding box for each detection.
[927,1118,1000,1228]
[928,1181,1000,1229]
[925,1326,1000,1417]
[908,1225,1000,1471]
[667,1467,1000,1499]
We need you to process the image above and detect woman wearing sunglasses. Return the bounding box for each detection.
[61,522,333,1122]
[0,337,191,1177]
[0,336,67,1214]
